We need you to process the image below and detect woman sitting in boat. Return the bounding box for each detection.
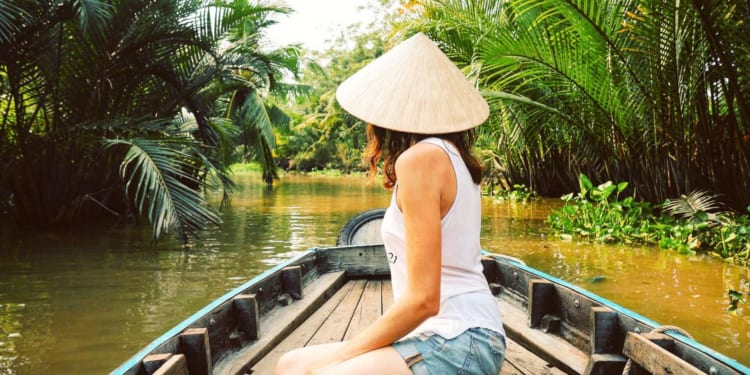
[275,32,506,375]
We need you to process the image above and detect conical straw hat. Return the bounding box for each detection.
[336,32,489,134]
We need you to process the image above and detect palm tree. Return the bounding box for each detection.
[0,0,294,241]
[212,4,302,184]
[274,14,396,172]
[408,0,750,209]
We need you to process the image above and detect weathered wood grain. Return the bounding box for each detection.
[503,337,567,375]
[482,256,499,283]
[622,332,703,375]
[583,353,627,375]
[344,280,382,340]
[306,279,367,345]
[250,280,360,374]
[318,245,390,276]
[529,279,557,329]
[497,295,588,374]
[152,354,188,375]
[179,328,211,375]
[590,306,621,355]
[500,361,526,375]
[213,271,347,375]
[233,294,260,340]
[281,266,303,300]
[143,353,172,375]
[252,278,583,375]
[663,332,744,375]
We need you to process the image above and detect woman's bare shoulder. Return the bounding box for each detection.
[395,142,449,171]
[394,142,453,197]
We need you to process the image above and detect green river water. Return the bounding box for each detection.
[0,172,748,374]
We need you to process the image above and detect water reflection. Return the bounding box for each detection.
[0,172,747,374]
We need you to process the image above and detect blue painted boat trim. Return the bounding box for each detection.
[486,253,750,373]
[111,247,749,374]
[109,248,318,375]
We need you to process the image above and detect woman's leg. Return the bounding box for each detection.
[274,342,411,375]
[316,346,411,375]
[274,342,345,375]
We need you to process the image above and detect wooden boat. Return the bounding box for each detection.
[111,209,750,375]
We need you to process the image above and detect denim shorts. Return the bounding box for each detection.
[392,328,506,375]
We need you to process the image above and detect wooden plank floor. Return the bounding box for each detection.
[251,279,566,374]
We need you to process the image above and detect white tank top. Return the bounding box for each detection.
[381,137,505,339]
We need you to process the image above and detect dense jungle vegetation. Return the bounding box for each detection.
[1,0,749,266]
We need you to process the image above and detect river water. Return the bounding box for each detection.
[0,172,747,374]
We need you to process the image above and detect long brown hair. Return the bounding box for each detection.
[364,124,483,189]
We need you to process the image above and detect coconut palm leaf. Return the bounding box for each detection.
[202,3,300,184]
[0,0,28,44]
[409,0,750,209]
[229,88,278,178]
[174,112,238,205]
[267,103,292,133]
[73,0,114,36]
[105,137,222,241]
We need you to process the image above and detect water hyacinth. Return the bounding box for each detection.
[548,174,750,267]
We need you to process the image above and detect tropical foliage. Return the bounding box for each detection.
[273,0,403,173]
[4,0,750,251]
[405,0,750,210]
[490,184,536,203]
[548,174,656,243]
[276,33,380,172]
[0,0,299,241]
[217,8,302,184]
[548,174,750,266]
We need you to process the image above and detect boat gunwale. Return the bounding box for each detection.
[111,246,750,375]
[109,247,321,375]
[484,253,750,374]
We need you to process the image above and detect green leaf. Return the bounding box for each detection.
[579,173,593,198]
[74,0,113,36]
[591,181,616,202]
[105,137,221,241]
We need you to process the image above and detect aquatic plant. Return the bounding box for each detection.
[547,174,655,244]
[489,184,536,203]
[548,174,750,267]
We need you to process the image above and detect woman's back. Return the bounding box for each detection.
[382,137,504,340]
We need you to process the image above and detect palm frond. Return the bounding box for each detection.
[266,103,291,133]
[233,88,276,148]
[662,190,725,221]
[105,137,221,241]
[73,0,113,37]
[0,0,29,44]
